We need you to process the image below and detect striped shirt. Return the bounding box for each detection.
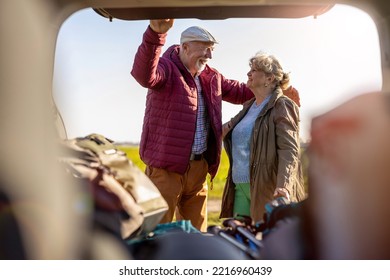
[192,75,209,154]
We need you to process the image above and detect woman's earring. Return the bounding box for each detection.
[264,83,269,87]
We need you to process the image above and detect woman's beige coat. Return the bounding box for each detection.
[220,88,306,222]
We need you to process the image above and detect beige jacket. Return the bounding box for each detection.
[220,87,306,222]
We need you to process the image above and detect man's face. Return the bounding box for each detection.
[181,41,215,76]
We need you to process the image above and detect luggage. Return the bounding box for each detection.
[208,198,305,259]
[58,133,168,239]
[127,220,249,260]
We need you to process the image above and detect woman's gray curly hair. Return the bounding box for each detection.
[249,52,290,90]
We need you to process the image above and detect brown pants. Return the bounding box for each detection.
[145,158,208,232]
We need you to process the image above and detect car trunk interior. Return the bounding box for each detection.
[1,0,389,260]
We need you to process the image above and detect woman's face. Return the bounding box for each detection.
[246,66,268,90]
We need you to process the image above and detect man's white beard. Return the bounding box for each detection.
[195,61,206,74]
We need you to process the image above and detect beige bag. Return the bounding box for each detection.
[58,134,168,239]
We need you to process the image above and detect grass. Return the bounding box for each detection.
[118,145,146,171]
[207,211,222,227]
[117,145,228,226]
[117,145,308,227]
[118,145,229,199]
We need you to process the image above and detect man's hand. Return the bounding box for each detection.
[150,19,174,34]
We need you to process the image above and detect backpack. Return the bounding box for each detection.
[58,133,168,239]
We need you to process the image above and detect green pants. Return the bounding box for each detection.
[233,183,251,217]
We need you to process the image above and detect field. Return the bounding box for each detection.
[118,145,230,226]
[118,145,308,227]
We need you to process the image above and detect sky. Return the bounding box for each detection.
[53,4,382,143]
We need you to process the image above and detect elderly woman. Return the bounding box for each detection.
[220,52,306,222]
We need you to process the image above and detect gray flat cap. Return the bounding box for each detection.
[180,26,218,44]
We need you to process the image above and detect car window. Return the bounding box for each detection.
[53,4,381,144]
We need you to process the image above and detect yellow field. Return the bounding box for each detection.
[118,145,229,199]
[118,145,308,227]
[118,145,228,226]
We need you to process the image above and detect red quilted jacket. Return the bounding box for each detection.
[131,26,253,179]
[283,85,301,107]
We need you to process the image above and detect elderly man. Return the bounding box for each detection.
[131,19,254,231]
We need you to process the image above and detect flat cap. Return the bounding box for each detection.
[180,26,218,44]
